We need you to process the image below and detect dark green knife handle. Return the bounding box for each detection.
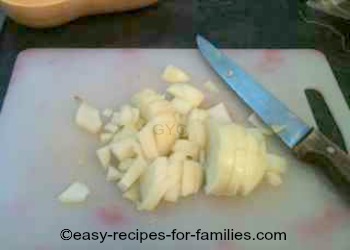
[294,129,350,201]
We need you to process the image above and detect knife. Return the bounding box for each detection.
[305,89,347,152]
[196,35,350,199]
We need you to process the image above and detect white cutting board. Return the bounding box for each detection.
[0,49,349,250]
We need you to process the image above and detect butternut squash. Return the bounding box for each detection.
[1,0,158,28]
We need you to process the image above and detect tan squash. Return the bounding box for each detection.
[0,0,158,28]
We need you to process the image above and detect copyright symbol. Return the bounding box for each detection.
[60,229,72,240]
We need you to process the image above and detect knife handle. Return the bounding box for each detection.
[294,129,350,200]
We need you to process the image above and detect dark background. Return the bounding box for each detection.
[0,0,349,110]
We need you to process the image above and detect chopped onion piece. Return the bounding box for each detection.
[110,138,138,161]
[162,65,190,83]
[208,103,232,124]
[187,119,206,148]
[75,102,102,134]
[118,158,135,172]
[139,123,159,160]
[138,157,169,211]
[123,182,140,203]
[173,139,200,160]
[143,99,175,121]
[58,182,90,203]
[181,160,202,197]
[100,133,113,144]
[104,123,119,133]
[106,166,123,181]
[171,98,194,115]
[132,89,164,109]
[169,152,187,162]
[118,156,148,192]
[151,114,178,156]
[111,112,121,125]
[102,108,113,118]
[199,150,206,165]
[204,80,219,93]
[205,120,267,196]
[119,105,140,126]
[164,159,183,202]
[265,172,283,187]
[167,84,204,107]
[112,127,138,142]
[96,146,111,170]
[188,109,209,122]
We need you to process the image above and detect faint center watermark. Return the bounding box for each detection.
[153,124,187,137]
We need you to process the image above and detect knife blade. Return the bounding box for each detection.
[305,89,347,151]
[196,35,350,198]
